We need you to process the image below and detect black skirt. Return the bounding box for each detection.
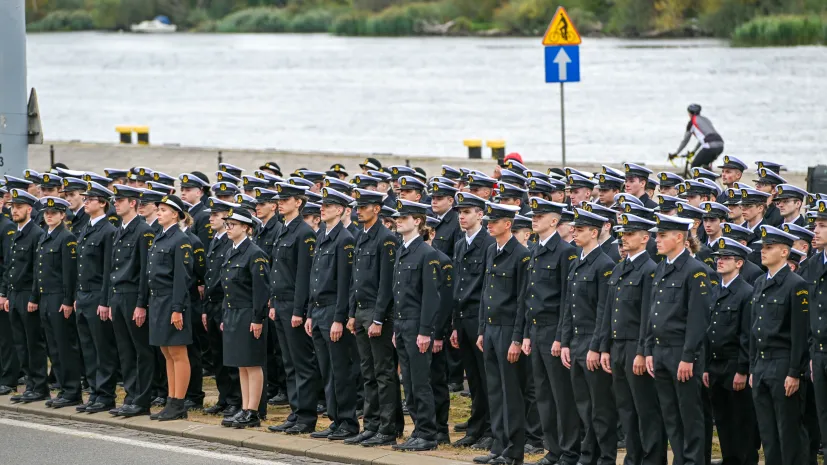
[149,293,192,347]
[223,307,267,367]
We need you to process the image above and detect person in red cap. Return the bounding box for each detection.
[493,153,524,180]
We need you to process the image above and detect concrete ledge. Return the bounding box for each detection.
[0,395,469,465]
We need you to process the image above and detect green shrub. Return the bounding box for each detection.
[183,8,211,29]
[452,15,473,33]
[28,10,95,32]
[289,8,337,32]
[732,15,824,46]
[216,7,290,33]
[330,10,369,35]
[493,0,599,36]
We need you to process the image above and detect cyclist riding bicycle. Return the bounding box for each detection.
[669,104,724,170]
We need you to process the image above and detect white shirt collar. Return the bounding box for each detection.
[823,250,827,265]
[627,249,647,263]
[233,237,248,250]
[89,215,106,227]
[16,219,30,232]
[745,220,761,232]
[666,248,686,265]
[580,245,598,261]
[539,231,557,247]
[121,216,135,230]
[215,231,226,240]
[466,226,481,245]
[162,224,174,234]
[768,265,787,280]
[403,236,417,249]
[722,276,737,288]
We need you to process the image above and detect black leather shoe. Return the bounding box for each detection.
[268,420,297,433]
[49,383,60,391]
[473,454,499,464]
[328,427,358,441]
[221,408,244,427]
[45,398,55,407]
[437,432,451,445]
[453,421,468,432]
[267,391,288,406]
[21,391,49,403]
[119,404,150,417]
[525,456,555,465]
[75,400,93,412]
[284,423,315,435]
[710,460,723,465]
[460,390,471,397]
[109,406,123,415]
[310,426,336,439]
[452,435,480,447]
[524,444,544,455]
[150,396,166,407]
[617,439,627,449]
[85,401,115,413]
[344,430,375,445]
[447,382,464,393]
[361,432,397,447]
[203,404,226,415]
[183,399,203,411]
[491,457,523,465]
[157,398,188,421]
[401,404,409,415]
[221,405,242,418]
[472,436,495,450]
[392,437,437,451]
[10,390,31,403]
[233,410,261,429]
[0,385,14,396]
[51,398,81,409]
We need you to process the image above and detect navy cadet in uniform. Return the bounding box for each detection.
[749,225,809,465]
[202,198,242,420]
[645,214,712,465]
[753,168,785,227]
[774,184,807,226]
[345,189,402,447]
[450,192,495,450]
[304,188,359,440]
[473,202,530,465]
[267,183,322,435]
[804,201,827,462]
[147,195,193,422]
[703,237,758,465]
[107,185,156,418]
[5,189,49,404]
[598,213,666,465]
[62,177,88,236]
[181,208,207,411]
[73,182,118,413]
[220,207,271,428]
[722,223,765,284]
[32,197,81,408]
[623,163,657,209]
[521,198,581,465]
[0,185,20,396]
[559,207,618,465]
[390,199,440,452]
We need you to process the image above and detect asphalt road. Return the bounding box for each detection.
[0,411,332,465]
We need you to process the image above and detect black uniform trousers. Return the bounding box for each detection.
[311,305,359,433]
[110,292,154,408]
[354,315,402,435]
[205,300,241,408]
[0,308,20,387]
[800,377,820,465]
[193,310,212,374]
[611,340,665,465]
[152,347,168,399]
[808,353,827,461]
[752,357,805,465]
[76,290,118,403]
[522,352,543,449]
[530,324,580,465]
[185,328,204,406]
[266,317,286,398]
[456,316,492,439]
[447,345,465,385]
[431,343,450,435]
[396,318,437,440]
[39,293,82,401]
[652,345,705,465]
[9,290,48,395]
[273,299,319,426]
[570,334,617,465]
[706,358,758,465]
[484,324,525,461]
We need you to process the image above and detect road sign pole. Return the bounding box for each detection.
[560,83,566,166]
[0,0,28,176]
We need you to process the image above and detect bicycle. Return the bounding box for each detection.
[667,151,696,178]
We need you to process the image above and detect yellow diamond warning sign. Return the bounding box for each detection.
[542,6,582,46]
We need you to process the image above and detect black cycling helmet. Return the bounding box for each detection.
[687,104,702,115]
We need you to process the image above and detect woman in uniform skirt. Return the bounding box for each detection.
[147,195,193,421]
[221,208,270,428]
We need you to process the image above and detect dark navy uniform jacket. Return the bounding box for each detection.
[749,265,809,378]
[801,252,827,356]
[0,215,17,295]
[205,233,232,305]
[349,222,398,323]
[147,224,193,314]
[433,248,454,341]
[707,275,753,375]
[392,236,440,336]
[189,202,213,249]
[185,229,206,315]
[254,215,281,260]
[432,210,462,260]
[560,246,615,352]
[222,238,270,323]
[645,249,714,360]
[68,208,87,236]
[309,222,354,325]
[452,229,496,324]
[478,235,530,342]
[31,224,77,306]
[599,250,657,355]
[523,233,575,340]
[270,217,316,318]
[109,217,154,308]
[76,216,116,306]
[7,220,46,295]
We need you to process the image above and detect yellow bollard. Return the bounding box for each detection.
[115,125,135,144]
[463,139,482,159]
[134,126,150,145]
[486,140,506,161]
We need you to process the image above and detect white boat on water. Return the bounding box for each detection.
[130,15,177,33]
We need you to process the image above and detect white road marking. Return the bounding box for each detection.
[0,418,290,465]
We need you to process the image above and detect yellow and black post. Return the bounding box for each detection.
[134,126,150,145]
[116,126,134,144]
[487,140,506,162]
[463,139,482,159]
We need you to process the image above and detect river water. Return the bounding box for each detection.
[26,32,827,171]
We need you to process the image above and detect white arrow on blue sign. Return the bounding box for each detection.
[544,45,580,83]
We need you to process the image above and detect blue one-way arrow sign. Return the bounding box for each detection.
[545,45,580,83]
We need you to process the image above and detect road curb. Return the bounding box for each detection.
[0,397,468,465]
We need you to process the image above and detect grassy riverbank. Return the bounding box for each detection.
[24,0,827,44]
